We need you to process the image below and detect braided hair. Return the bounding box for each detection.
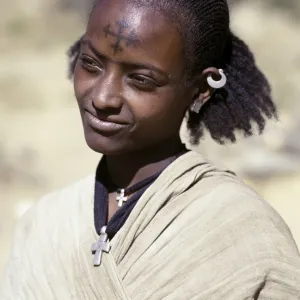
[68,0,277,145]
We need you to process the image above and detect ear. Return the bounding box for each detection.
[191,67,220,106]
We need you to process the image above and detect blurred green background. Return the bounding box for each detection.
[1,0,300,279]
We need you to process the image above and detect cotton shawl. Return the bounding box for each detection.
[1,151,300,300]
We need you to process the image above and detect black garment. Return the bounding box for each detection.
[94,151,187,239]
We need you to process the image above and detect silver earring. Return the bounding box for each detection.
[190,100,202,114]
[207,69,227,89]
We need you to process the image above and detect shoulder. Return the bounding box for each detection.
[17,175,95,233]
[40,174,94,208]
[185,152,300,255]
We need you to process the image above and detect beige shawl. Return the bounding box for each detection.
[1,151,300,299]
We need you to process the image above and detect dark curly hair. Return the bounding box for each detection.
[67,0,277,145]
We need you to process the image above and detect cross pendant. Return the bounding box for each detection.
[91,226,111,267]
[116,189,128,207]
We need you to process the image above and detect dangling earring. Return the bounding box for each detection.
[207,69,227,89]
[190,69,226,114]
[190,100,202,114]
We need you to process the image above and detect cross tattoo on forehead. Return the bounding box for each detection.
[103,20,140,55]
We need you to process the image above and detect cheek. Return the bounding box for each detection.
[129,88,188,129]
[73,64,92,104]
[73,65,83,102]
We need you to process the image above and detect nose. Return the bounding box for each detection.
[91,71,123,111]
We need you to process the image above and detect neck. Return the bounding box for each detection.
[106,138,186,188]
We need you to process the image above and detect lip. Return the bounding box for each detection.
[84,111,128,133]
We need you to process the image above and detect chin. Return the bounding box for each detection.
[84,131,131,156]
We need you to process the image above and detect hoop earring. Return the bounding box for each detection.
[207,69,227,89]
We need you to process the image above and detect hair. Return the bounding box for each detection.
[68,0,277,145]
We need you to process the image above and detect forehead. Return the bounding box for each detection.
[86,0,184,74]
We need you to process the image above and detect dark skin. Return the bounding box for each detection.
[73,0,219,219]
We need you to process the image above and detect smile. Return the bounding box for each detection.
[85,111,128,133]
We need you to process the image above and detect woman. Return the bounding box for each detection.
[1,0,300,299]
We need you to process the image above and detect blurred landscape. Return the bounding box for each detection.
[1,0,300,278]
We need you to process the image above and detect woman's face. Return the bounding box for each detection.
[74,0,196,155]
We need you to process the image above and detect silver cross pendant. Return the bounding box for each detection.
[91,226,111,267]
[116,189,128,207]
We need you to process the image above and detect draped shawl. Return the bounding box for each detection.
[1,151,300,299]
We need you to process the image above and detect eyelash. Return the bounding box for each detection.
[79,55,161,91]
[128,75,160,91]
[79,55,101,73]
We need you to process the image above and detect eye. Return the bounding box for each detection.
[79,55,102,73]
[128,74,161,91]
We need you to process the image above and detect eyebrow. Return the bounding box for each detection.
[81,39,170,78]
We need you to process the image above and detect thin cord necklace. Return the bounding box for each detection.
[113,149,188,207]
[115,172,160,207]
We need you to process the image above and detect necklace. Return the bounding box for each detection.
[116,189,127,207]
[109,148,188,208]
[115,172,160,207]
